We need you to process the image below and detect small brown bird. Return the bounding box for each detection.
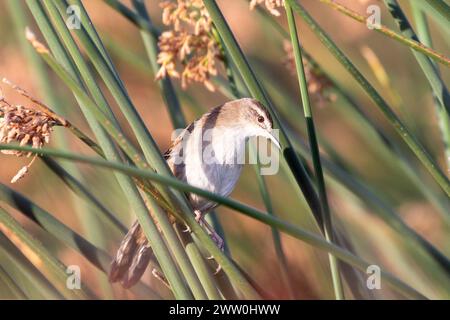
[109,98,280,288]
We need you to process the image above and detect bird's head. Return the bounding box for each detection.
[212,98,281,149]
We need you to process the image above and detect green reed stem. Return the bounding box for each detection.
[8,0,115,297]
[383,0,450,170]
[26,38,260,299]
[423,0,450,24]
[203,0,325,234]
[288,0,450,197]
[258,66,450,277]
[176,225,223,300]
[0,184,161,299]
[285,2,344,300]
[0,183,110,273]
[132,0,225,299]
[143,194,209,300]
[131,0,186,128]
[0,207,94,299]
[0,144,429,299]
[415,1,450,38]
[110,0,231,255]
[0,234,63,299]
[412,6,433,47]
[255,2,450,274]
[254,5,450,220]
[56,6,220,291]
[214,27,295,297]
[0,265,28,299]
[68,0,123,86]
[41,157,127,233]
[0,183,162,299]
[54,1,176,195]
[254,154,295,299]
[29,0,192,299]
[318,0,450,67]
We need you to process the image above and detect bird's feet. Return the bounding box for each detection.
[193,210,225,274]
[205,255,223,274]
[194,210,224,251]
[181,223,191,233]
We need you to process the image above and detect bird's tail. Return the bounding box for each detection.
[109,220,152,288]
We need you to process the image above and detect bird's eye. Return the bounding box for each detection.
[257,116,265,123]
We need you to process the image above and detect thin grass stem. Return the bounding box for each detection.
[0,234,63,299]
[287,0,450,197]
[254,6,450,219]
[317,0,450,67]
[0,183,162,299]
[0,207,94,299]
[0,265,28,299]
[30,0,192,299]
[131,0,227,299]
[285,2,344,300]
[0,143,429,299]
[203,0,325,236]
[383,0,450,170]
[25,34,260,299]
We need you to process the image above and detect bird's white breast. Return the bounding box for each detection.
[182,125,245,212]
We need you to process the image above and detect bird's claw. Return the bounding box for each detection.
[214,264,222,275]
[206,235,224,276]
[181,224,191,233]
[205,255,222,275]
[194,210,224,251]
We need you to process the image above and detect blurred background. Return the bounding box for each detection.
[0,0,449,299]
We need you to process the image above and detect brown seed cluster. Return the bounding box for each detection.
[156,0,221,91]
[282,41,336,106]
[0,83,61,183]
[249,0,285,16]
[0,103,58,156]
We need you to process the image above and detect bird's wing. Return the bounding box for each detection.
[163,122,195,180]
[163,122,194,160]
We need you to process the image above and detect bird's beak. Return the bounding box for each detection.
[266,130,281,150]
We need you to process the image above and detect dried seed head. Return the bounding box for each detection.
[161,0,212,34]
[1,83,62,183]
[282,41,336,107]
[249,0,285,17]
[0,100,59,157]
[156,0,221,91]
